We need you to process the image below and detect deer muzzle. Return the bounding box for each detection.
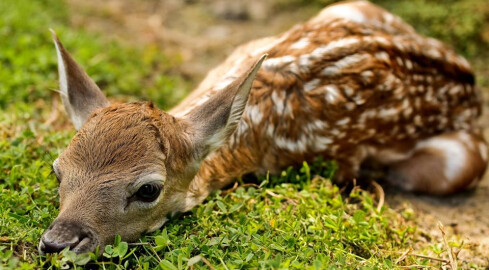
[38,219,99,254]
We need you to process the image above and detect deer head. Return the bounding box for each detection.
[39,31,265,254]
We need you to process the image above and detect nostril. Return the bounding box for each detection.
[40,236,80,253]
[40,220,97,254]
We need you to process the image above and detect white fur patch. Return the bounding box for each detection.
[305,119,328,132]
[322,53,369,76]
[374,51,390,62]
[290,37,310,50]
[271,91,285,113]
[276,132,334,153]
[326,5,366,23]
[246,105,263,124]
[310,37,360,60]
[276,136,307,153]
[416,138,468,182]
[336,117,350,126]
[304,79,320,92]
[457,131,475,150]
[324,85,341,103]
[263,56,295,70]
[377,107,399,119]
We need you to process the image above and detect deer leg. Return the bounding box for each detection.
[385,131,488,195]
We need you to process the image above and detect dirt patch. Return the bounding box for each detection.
[66,0,489,265]
[67,0,317,84]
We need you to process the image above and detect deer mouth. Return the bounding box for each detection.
[38,219,99,254]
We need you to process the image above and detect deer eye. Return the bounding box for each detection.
[135,183,162,202]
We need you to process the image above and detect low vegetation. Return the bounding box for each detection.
[0,0,487,268]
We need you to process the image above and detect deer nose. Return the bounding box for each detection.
[39,220,91,254]
[39,236,80,253]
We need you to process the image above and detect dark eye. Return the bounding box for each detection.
[135,184,162,202]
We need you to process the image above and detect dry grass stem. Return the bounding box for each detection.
[395,247,413,264]
[438,222,458,270]
[221,182,261,196]
[265,190,281,198]
[371,180,385,212]
[201,256,216,270]
[383,250,449,264]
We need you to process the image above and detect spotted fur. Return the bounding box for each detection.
[41,0,488,254]
[178,1,486,196]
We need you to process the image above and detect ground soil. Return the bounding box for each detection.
[66,0,489,266]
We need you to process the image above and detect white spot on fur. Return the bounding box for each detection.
[276,136,307,153]
[271,91,285,113]
[322,53,370,76]
[405,59,413,70]
[298,55,311,69]
[361,70,374,82]
[246,105,263,124]
[304,79,320,92]
[236,120,249,137]
[324,85,341,103]
[374,51,390,62]
[449,85,463,95]
[426,48,441,59]
[310,135,334,151]
[343,86,355,97]
[384,13,394,23]
[322,66,339,76]
[371,36,390,46]
[290,37,310,50]
[416,138,468,182]
[266,124,275,137]
[457,56,471,69]
[336,117,350,126]
[305,119,328,132]
[326,5,366,23]
[378,107,398,119]
[263,56,295,71]
[330,129,340,136]
[311,37,360,60]
[396,57,404,66]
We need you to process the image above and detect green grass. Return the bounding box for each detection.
[0,0,487,269]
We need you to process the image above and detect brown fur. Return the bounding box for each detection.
[40,1,487,254]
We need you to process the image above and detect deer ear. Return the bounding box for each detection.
[51,30,110,130]
[186,54,266,158]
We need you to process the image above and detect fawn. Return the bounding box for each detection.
[39,0,487,254]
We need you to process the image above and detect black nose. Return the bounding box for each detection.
[39,220,87,254]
